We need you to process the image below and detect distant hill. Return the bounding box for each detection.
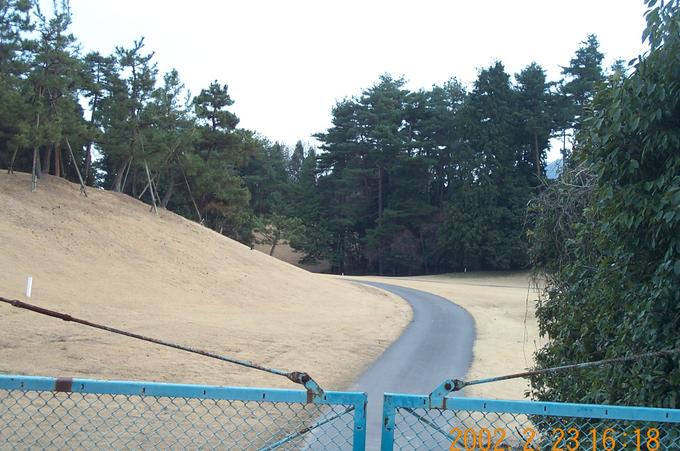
[0,172,409,389]
[546,159,563,179]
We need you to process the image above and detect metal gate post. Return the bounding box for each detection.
[353,395,367,451]
[380,394,396,451]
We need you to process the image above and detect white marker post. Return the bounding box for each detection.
[25,277,33,298]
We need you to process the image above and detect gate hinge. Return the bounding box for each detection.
[428,379,465,409]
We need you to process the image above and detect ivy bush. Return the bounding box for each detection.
[529,0,680,407]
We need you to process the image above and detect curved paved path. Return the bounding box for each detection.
[351,282,475,450]
[304,281,475,450]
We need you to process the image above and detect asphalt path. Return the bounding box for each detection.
[304,281,475,450]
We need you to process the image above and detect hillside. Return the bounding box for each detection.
[0,172,410,389]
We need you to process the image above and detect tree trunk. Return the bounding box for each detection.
[377,165,383,219]
[84,142,93,185]
[420,230,429,273]
[60,149,65,178]
[42,145,53,175]
[131,167,138,197]
[54,145,61,177]
[160,172,176,209]
[269,238,278,256]
[84,93,99,185]
[31,111,40,191]
[534,132,541,178]
[8,146,18,174]
[31,147,38,192]
[377,165,383,275]
[36,149,42,176]
[339,235,345,275]
[112,155,133,192]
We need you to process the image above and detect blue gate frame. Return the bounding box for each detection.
[0,374,366,450]
[381,382,680,450]
[4,374,680,450]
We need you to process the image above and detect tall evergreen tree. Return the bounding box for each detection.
[81,51,110,184]
[561,34,605,118]
[145,69,195,209]
[558,34,605,158]
[316,75,413,274]
[515,63,553,180]
[98,38,157,192]
[440,62,529,270]
[288,140,304,182]
[25,1,88,186]
[189,81,251,236]
[0,0,33,172]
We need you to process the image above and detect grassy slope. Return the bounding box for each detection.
[0,172,410,390]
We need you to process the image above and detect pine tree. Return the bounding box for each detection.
[145,69,195,209]
[558,34,605,158]
[562,34,605,117]
[440,62,529,270]
[81,51,110,184]
[189,81,251,237]
[24,1,88,187]
[0,0,33,173]
[515,63,554,180]
[288,140,304,182]
[98,38,157,193]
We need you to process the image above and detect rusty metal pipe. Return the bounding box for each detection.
[0,296,323,395]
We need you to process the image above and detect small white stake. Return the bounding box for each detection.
[25,277,33,298]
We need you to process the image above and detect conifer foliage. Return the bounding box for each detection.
[315,65,569,274]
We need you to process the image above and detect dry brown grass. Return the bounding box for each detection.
[0,172,411,390]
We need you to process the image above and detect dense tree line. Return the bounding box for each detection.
[2,0,610,275]
[301,46,610,275]
[529,0,680,408]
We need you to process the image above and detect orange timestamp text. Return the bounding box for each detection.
[448,426,662,451]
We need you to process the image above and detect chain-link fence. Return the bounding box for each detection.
[0,374,366,450]
[4,374,680,450]
[382,394,680,450]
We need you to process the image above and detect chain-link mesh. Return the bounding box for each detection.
[0,388,357,450]
[391,406,680,450]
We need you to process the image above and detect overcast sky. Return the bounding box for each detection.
[66,1,649,160]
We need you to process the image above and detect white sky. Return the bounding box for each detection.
[66,1,649,161]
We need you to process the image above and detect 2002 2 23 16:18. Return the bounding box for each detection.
[448,426,662,450]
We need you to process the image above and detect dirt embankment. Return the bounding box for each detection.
[0,172,411,390]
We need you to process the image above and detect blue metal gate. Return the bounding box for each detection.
[381,380,680,450]
[4,374,680,450]
[0,374,366,450]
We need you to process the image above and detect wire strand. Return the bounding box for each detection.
[0,296,323,394]
[457,348,680,390]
